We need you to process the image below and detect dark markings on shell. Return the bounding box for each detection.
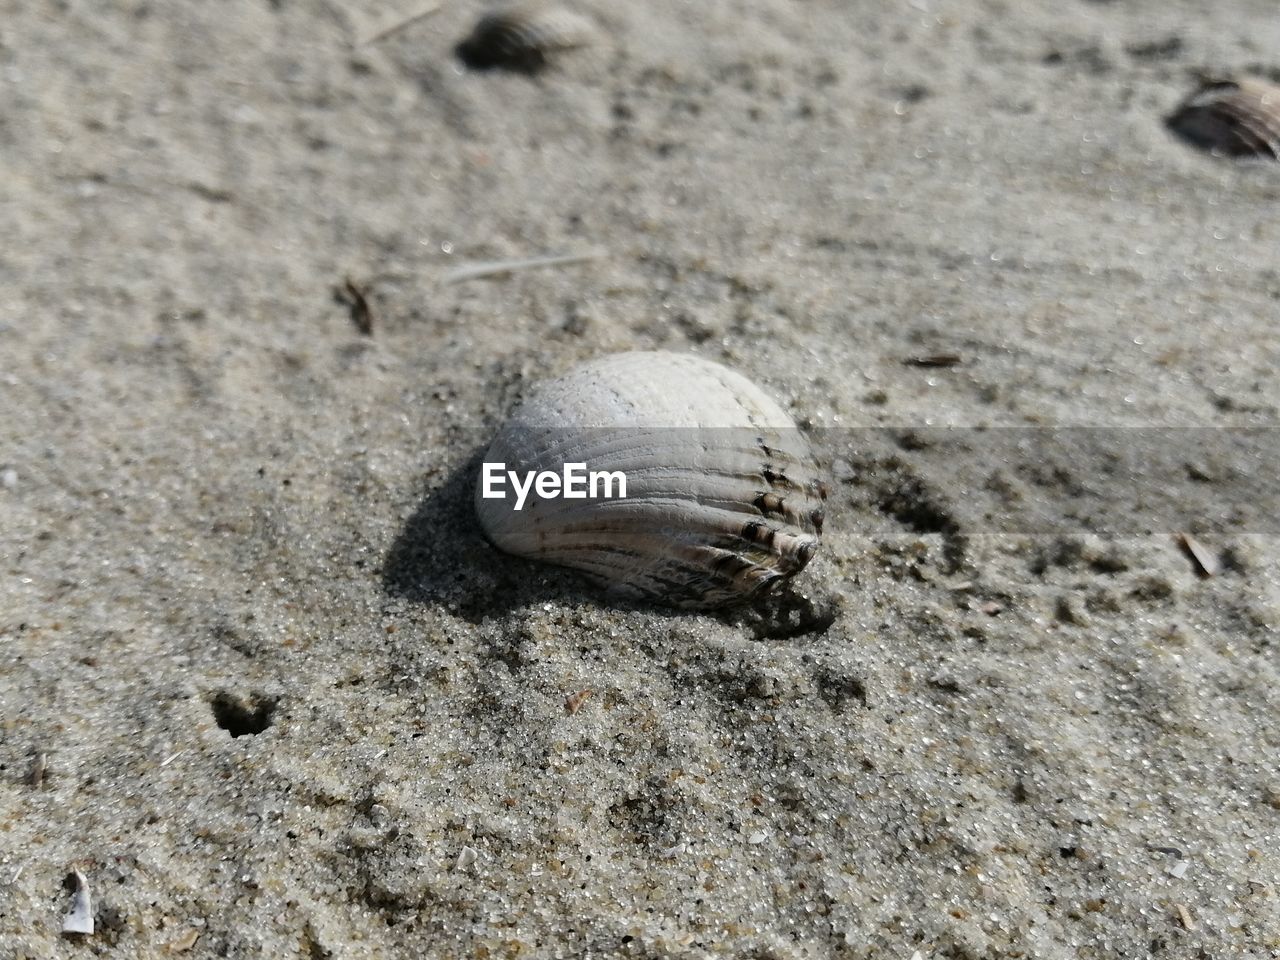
[810,508,825,535]
[754,491,786,518]
[456,3,595,73]
[1166,77,1280,160]
[712,551,757,577]
[762,465,802,491]
[754,489,821,532]
[740,520,777,549]
[570,523,810,607]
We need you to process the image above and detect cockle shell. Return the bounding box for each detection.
[457,2,595,73]
[1166,77,1280,159]
[475,351,827,608]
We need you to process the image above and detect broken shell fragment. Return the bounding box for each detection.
[457,3,595,73]
[564,689,593,714]
[62,869,94,936]
[474,351,827,608]
[1166,77,1280,159]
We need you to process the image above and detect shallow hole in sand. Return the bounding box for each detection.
[210,691,278,738]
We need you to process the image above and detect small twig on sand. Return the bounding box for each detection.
[360,3,443,45]
[903,353,963,368]
[442,250,606,285]
[337,278,374,336]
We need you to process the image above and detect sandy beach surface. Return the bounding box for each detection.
[3,0,1279,956]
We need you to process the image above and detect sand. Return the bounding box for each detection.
[2,0,1279,956]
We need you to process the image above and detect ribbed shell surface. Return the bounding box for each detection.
[475,352,827,608]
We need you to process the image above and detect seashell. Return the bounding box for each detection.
[474,351,827,608]
[456,2,596,73]
[1165,77,1280,159]
[62,868,94,935]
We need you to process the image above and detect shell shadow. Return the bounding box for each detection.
[380,447,599,622]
